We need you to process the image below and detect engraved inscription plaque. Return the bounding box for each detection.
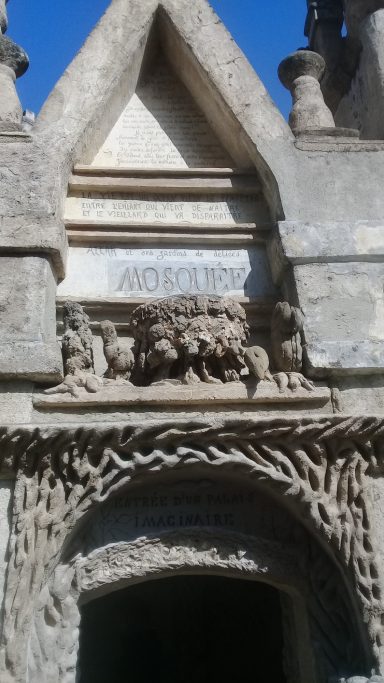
[57,246,276,300]
[91,60,232,169]
[65,193,268,226]
[80,482,282,554]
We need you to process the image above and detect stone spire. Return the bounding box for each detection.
[0,0,29,132]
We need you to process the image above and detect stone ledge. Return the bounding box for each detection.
[305,341,384,377]
[269,220,384,283]
[0,342,63,383]
[0,218,67,280]
[33,380,330,409]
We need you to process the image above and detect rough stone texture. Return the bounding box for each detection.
[61,302,94,376]
[0,257,62,382]
[290,263,384,376]
[131,295,249,385]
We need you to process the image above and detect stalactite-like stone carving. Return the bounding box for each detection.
[61,302,94,376]
[131,295,249,385]
[43,297,320,401]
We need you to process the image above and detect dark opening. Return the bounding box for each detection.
[79,575,287,683]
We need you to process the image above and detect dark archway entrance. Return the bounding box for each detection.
[79,575,287,682]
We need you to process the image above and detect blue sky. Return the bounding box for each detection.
[7,0,306,119]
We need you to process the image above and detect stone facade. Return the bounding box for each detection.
[1,0,384,681]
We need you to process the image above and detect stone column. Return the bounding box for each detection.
[278,50,336,135]
[0,2,62,383]
[0,0,28,132]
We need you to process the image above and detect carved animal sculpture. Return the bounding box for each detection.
[244,346,273,382]
[130,295,249,385]
[44,372,103,398]
[100,320,134,381]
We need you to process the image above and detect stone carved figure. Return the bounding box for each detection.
[100,320,134,381]
[61,302,94,376]
[130,295,249,385]
[45,302,100,397]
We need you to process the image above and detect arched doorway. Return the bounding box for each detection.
[78,575,286,683]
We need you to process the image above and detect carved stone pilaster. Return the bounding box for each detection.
[278,50,336,134]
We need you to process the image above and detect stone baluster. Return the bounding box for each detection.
[0,0,29,132]
[278,49,336,135]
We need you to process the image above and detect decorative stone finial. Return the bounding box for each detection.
[278,49,335,134]
[0,1,29,132]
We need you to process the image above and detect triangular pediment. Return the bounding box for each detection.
[36,0,292,198]
[91,56,233,169]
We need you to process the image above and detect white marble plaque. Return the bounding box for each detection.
[91,60,232,169]
[65,192,265,226]
[57,246,276,299]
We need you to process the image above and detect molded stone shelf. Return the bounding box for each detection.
[34,380,331,409]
